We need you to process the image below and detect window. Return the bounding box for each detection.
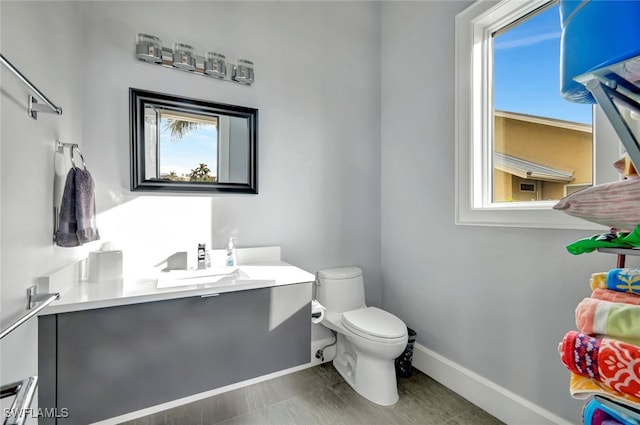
[519,183,536,193]
[493,3,592,204]
[564,183,591,197]
[455,0,621,229]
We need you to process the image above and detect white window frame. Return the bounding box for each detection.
[563,183,591,197]
[454,0,621,229]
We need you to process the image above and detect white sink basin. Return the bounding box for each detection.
[157,267,239,288]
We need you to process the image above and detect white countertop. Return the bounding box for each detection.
[39,260,316,315]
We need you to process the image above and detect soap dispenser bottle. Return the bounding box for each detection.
[225,237,237,267]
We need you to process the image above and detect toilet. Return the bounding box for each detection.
[315,266,408,406]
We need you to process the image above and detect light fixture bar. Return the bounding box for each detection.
[136,34,254,86]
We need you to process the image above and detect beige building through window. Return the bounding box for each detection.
[493,110,593,202]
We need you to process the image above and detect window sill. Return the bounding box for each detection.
[455,204,606,230]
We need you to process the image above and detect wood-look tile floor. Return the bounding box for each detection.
[123,364,505,425]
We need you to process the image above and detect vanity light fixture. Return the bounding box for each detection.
[136,34,163,64]
[204,52,227,79]
[135,33,254,86]
[233,60,254,85]
[172,43,196,71]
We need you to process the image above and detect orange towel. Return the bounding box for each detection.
[570,373,640,410]
[560,331,640,399]
[592,288,640,305]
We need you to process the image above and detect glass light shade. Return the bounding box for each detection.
[204,52,227,78]
[172,43,196,71]
[232,59,254,84]
[136,34,163,63]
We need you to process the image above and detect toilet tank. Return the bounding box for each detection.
[316,266,366,313]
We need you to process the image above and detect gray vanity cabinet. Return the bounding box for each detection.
[38,285,311,425]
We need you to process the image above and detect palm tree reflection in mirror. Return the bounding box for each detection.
[164,119,204,142]
[189,163,214,182]
[159,111,219,182]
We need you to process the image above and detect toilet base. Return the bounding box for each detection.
[332,334,400,406]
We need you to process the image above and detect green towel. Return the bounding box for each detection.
[566,224,640,255]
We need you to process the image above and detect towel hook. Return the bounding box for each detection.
[70,144,86,170]
[56,140,86,170]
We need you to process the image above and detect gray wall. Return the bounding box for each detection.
[1,0,381,417]
[1,2,84,405]
[79,1,382,291]
[379,2,638,423]
[1,1,632,423]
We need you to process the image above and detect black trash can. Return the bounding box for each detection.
[395,327,417,378]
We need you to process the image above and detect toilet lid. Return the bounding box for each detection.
[342,307,406,339]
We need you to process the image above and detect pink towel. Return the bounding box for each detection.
[575,298,640,343]
[592,288,640,306]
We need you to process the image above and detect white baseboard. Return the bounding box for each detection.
[412,343,573,425]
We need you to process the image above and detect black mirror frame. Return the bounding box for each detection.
[129,88,258,194]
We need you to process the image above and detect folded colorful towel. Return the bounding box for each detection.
[570,373,640,410]
[609,270,640,295]
[584,402,620,425]
[593,272,609,290]
[583,398,639,425]
[576,298,640,343]
[592,289,640,306]
[591,269,640,295]
[560,331,640,399]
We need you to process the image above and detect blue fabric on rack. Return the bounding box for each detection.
[583,397,640,425]
[560,0,640,104]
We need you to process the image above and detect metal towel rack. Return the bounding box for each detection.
[1,377,38,425]
[0,290,57,422]
[0,286,59,340]
[0,53,63,120]
[56,140,87,170]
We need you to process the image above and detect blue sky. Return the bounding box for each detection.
[159,121,218,177]
[493,3,592,125]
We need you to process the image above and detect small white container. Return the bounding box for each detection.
[88,242,123,282]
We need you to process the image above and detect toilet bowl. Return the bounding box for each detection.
[315,267,408,406]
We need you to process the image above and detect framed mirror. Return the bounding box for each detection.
[130,88,258,193]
